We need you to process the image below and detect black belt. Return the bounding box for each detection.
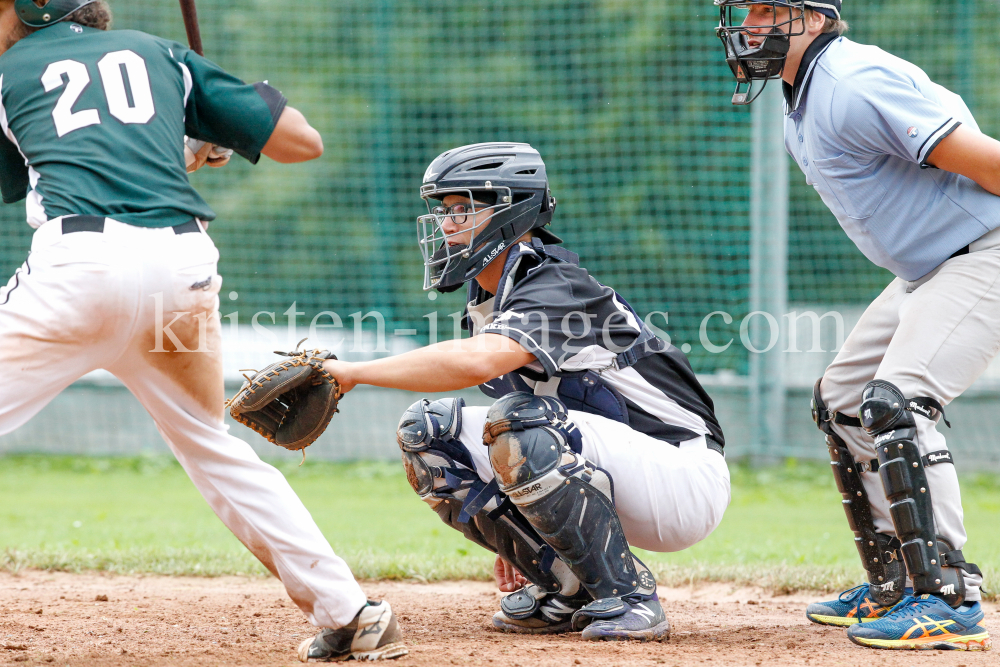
[61,216,201,235]
[950,244,970,259]
[705,435,725,457]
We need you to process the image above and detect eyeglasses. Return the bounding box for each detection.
[430,202,487,225]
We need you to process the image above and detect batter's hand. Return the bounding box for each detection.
[206,145,233,168]
[494,555,527,592]
[185,137,232,172]
[184,137,211,172]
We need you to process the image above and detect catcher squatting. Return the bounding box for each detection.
[233,142,733,657]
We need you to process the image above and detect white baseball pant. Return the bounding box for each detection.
[819,227,1000,601]
[0,217,367,627]
[456,406,731,553]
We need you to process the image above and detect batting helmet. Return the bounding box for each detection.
[15,0,98,28]
[714,1,841,105]
[417,142,560,292]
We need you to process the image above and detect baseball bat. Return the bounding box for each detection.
[178,0,204,56]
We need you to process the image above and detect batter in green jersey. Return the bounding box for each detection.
[0,11,284,227]
[0,1,406,662]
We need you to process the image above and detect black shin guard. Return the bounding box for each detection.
[860,380,979,606]
[812,379,905,606]
[484,392,656,602]
[397,397,572,594]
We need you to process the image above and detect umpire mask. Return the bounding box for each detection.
[417,143,560,293]
[714,1,807,105]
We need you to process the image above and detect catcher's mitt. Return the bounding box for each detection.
[228,340,341,451]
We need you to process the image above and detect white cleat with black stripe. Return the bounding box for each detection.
[298,600,408,662]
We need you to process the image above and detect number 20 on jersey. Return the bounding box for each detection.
[42,49,154,137]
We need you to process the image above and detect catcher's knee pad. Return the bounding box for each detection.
[483,392,655,601]
[396,396,572,594]
[812,378,905,606]
[861,380,980,606]
[397,398,488,542]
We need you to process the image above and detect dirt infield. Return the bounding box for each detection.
[0,571,995,666]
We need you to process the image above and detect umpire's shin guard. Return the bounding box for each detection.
[860,380,981,607]
[812,378,906,606]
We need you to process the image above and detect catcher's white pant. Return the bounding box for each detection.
[0,217,366,628]
[457,407,731,553]
[820,227,1000,602]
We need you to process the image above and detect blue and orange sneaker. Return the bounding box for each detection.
[846,594,992,650]
[806,584,906,627]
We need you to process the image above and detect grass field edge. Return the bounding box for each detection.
[4,548,995,601]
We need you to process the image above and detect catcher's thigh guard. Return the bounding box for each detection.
[860,380,981,606]
[483,392,656,601]
[396,397,575,594]
[812,378,905,606]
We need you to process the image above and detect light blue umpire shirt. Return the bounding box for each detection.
[783,34,1000,281]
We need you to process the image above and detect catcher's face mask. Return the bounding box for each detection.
[715,1,805,104]
[417,187,512,291]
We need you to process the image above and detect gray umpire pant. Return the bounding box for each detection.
[818,227,1000,602]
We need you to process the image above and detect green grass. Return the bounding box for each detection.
[1,455,998,596]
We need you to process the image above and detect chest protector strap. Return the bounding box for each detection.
[478,239,666,425]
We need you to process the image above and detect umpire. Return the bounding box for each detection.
[716,0,993,652]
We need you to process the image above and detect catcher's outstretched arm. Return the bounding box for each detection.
[324,333,534,394]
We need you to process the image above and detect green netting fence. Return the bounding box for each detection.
[0,0,996,378]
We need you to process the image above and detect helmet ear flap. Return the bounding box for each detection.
[539,188,551,213]
[15,0,98,27]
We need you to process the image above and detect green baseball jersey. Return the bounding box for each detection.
[0,21,287,228]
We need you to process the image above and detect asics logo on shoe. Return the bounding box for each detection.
[902,616,957,640]
[858,599,881,616]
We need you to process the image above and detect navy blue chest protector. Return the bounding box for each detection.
[471,239,666,425]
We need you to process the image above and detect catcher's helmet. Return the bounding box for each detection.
[715,1,840,105]
[15,0,97,28]
[417,142,559,292]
